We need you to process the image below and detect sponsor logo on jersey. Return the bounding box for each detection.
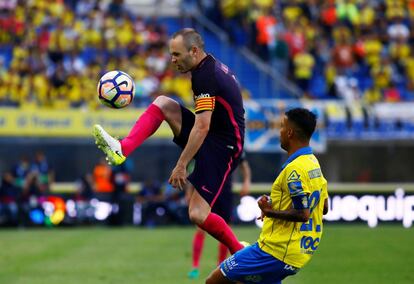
[308,168,322,179]
[301,196,309,208]
[201,185,213,194]
[288,181,304,197]
[195,93,211,99]
[287,170,300,181]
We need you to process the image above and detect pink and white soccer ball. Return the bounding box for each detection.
[97,70,135,108]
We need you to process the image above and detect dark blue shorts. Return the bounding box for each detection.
[220,243,299,284]
[211,178,233,222]
[173,106,240,211]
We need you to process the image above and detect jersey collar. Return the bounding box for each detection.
[191,54,212,73]
[280,146,313,172]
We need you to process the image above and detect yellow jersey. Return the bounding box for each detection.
[258,147,328,268]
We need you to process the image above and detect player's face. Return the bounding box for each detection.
[280,115,291,151]
[169,36,196,73]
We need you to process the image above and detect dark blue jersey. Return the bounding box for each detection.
[191,54,245,157]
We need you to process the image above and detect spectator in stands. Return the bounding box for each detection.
[325,61,338,98]
[320,1,337,35]
[73,173,96,224]
[161,71,192,106]
[17,169,46,227]
[362,32,383,67]
[145,42,170,77]
[22,171,45,200]
[336,0,359,28]
[271,34,289,77]
[387,16,410,42]
[389,37,410,75]
[1,66,19,107]
[255,8,277,61]
[0,171,20,226]
[75,173,95,201]
[31,151,53,193]
[363,87,382,105]
[292,46,315,95]
[11,156,31,191]
[332,30,356,75]
[371,57,393,90]
[284,22,305,60]
[334,77,361,104]
[93,158,114,193]
[358,2,376,32]
[384,82,402,103]
[109,161,132,226]
[282,2,303,26]
[135,178,164,226]
[107,0,125,19]
[112,161,132,197]
[163,181,189,225]
[404,49,414,92]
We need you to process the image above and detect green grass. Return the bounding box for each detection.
[0,225,413,284]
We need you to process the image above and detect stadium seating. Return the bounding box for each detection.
[1,0,414,139]
[200,1,414,101]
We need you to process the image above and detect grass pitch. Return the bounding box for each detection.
[0,225,412,284]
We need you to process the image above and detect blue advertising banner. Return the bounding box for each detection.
[244,100,327,153]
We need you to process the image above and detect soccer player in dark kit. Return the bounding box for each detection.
[93,28,246,254]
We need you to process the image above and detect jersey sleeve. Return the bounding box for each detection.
[194,95,215,113]
[193,72,217,114]
[285,165,310,210]
[320,177,328,200]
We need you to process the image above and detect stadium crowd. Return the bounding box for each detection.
[199,0,414,103]
[0,0,193,109]
[2,0,414,107]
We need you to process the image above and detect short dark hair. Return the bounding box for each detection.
[285,108,317,140]
[171,28,205,51]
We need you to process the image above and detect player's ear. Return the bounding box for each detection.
[190,45,197,56]
[287,127,294,138]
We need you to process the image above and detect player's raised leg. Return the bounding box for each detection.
[93,125,126,165]
[188,190,244,255]
[188,227,205,279]
[93,95,182,165]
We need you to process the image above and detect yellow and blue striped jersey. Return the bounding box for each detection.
[258,147,328,268]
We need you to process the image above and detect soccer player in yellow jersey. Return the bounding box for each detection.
[206,108,329,284]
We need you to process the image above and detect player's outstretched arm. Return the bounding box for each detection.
[169,111,212,190]
[323,198,329,215]
[257,195,310,222]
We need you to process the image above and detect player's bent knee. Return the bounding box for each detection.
[205,271,216,284]
[153,95,181,122]
[153,95,178,109]
[188,208,205,225]
[205,268,230,284]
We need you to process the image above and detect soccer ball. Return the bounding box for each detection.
[97,70,135,108]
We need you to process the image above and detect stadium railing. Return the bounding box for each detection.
[51,182,414,194]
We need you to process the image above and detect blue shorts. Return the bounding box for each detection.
[220,243,299,284]
[173,106,241,208]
